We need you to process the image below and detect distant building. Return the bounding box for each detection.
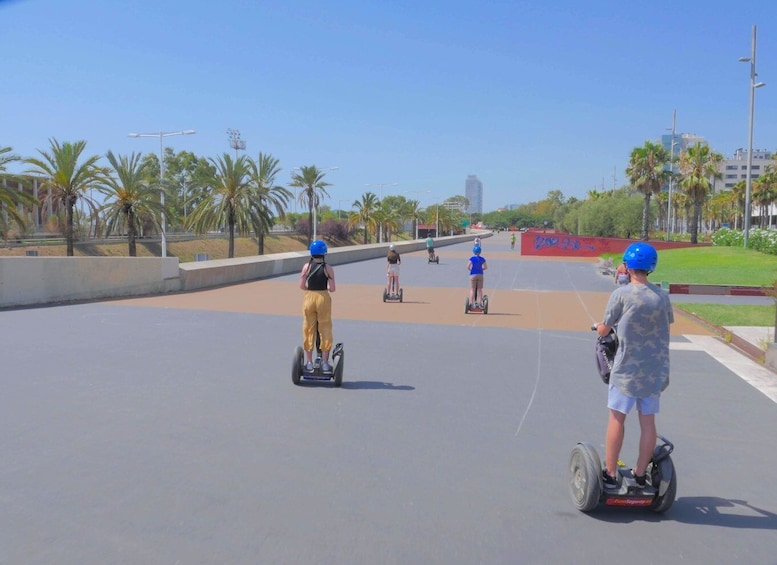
[465,175,483,214]
[661,133,707,193]
[713,148,773,192]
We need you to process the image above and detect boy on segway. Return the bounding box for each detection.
[594,243,673,489]
[299,240,337,373]
[426,234,435,261]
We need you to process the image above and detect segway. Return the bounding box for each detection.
[464,295,488,314]
[292,324,344,386]
[383,275,403,302]
[568,325,677,512]
[427,250,439,264]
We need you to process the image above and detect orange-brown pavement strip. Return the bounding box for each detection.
[113,280,712,335]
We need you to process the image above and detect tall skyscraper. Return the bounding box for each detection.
[465,175,483,214]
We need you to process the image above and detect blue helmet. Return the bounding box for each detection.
[623,242,657,272]
[473,245,482,255]
[309,240,328,256]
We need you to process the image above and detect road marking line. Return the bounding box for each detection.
[685,335,777,404]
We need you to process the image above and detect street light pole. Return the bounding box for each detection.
[128,130,196,258]
[366,182,398,243]
[227,128,246,160]
[666,110,677,242]
[739,25,766,248]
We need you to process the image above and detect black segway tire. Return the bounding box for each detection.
[333,347,344,387]
[464,297,470,314]
[435,256,439,263]
[650,455,677,513]
[483,295,489,315]
[382,289,387,302]
[569,442,602,512]
[292,346,304,385]
[399,288,403,303]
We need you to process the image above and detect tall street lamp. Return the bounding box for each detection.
[128,129,196,257]
[366,182,398,243]
[227,128,246,160]
[666,110,677,242]
[739,24,766,248]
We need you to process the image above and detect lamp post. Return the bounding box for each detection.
[293,166,338,241]
[128,129,196,257]
[366,182,398,242]
[666,110,677,242]
[227,128,246,160]
[739,25,766,248]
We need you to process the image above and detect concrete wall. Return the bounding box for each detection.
[179,234,478,291]
[0,234,481,308]
[0,257,180,308]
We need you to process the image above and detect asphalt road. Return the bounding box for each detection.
[2,232,775,565]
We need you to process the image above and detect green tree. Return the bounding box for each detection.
[25,139,106,256]
[289,165,332,246]
[187,154,257,258]
[98,151,163,257]
[678,144,722,243]
[248,152,292,254]
[626,140,670,240]
[0,146,38,241]
[349,192,379,244]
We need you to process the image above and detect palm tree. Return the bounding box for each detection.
[289,165,332,245]
[730,180,747,229]
[25,139,105,256]
[98,151,164,257]
[625,140,671,240]
[187,153,257,258]
[753,171,777,228]
[0,146,38,241]
[248,153,292,254]
[678,144,722,243]
[349,192,378,244]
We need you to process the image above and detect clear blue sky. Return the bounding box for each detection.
[2,0,776,212]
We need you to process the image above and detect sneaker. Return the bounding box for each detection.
[602,469,618,489]
[321,363,333,373]
[633,471,647,488]
[304,362,314,372]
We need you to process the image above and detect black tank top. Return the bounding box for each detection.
[306,261,329,290]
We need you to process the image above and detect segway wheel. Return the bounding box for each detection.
[483,295,489,315]
[650,455,677,513]
[399,288,403,303]
[292,346,304,385]
[382,289,387,302]
[333,346,344,387]
[435,256,439,264]
[569,442,602,512]
[464,297,470,314]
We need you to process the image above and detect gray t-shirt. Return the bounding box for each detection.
[602,282,674,398]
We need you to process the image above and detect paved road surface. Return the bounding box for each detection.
[2,232,776,564]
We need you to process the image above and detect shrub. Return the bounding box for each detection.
[712,227,777,255]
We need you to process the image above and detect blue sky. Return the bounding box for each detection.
[2,0,776,212]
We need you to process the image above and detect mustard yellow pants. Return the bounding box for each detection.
[302,290,333,352]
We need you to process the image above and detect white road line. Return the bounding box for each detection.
[685,335,777,404]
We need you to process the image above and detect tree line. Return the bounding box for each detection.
[0,140,470,257]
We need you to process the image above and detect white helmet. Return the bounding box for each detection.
[389,244,396,250]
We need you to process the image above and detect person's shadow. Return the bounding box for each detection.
[341,381,415,391]
[589,496,777,528]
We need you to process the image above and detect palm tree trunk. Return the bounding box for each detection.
[66,198,75,256]
[641,193,651,240]
[127,210,137,257]
[690,200,701,244]
[257,232,265,255]
[228,220,235,258]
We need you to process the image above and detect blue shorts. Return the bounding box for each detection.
[608,384,660,415]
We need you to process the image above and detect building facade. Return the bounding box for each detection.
[713,148,773,192]
[464,175,483,214]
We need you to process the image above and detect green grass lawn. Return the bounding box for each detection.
[604,246,777,327]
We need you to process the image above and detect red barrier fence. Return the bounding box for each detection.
[520,229,704,258]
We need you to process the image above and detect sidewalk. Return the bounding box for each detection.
[725,326,775,370]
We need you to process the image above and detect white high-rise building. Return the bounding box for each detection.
[465,175,483,214]
[713,148,773,192]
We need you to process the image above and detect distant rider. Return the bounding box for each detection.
[386,244,401,295]
[426,235,435,260]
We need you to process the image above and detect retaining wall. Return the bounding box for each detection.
[521,230,703,257]
[1,234,479,308]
